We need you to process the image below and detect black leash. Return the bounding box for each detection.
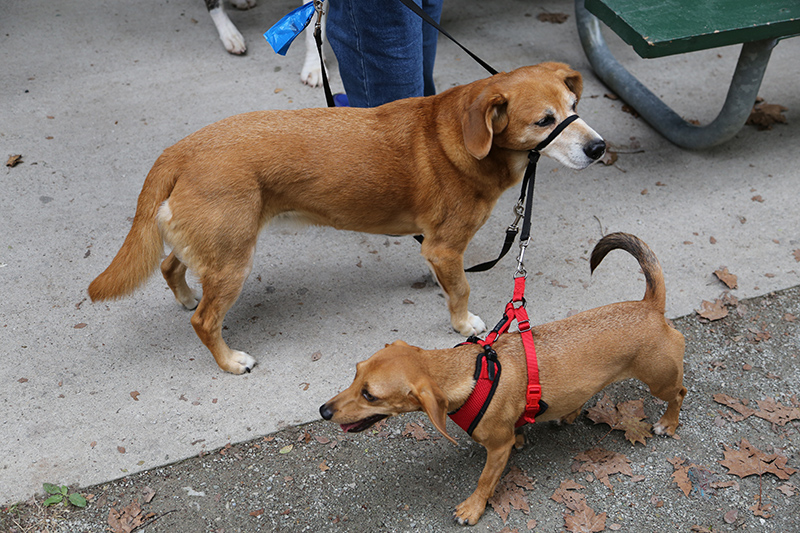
[395,0,498,76]
[312,0,335,108]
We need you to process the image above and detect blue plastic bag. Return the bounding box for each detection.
[264,1,317,56]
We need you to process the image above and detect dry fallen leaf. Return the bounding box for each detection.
[142,486,156,503]
[713,393,756,422]
[108,501,144,533]
[6,154,22,167]
[402,422,431,441]
[719,439,797,480]
[746,99,788,130]
[713,267,738,289]
[585,394,652,444]
[573,447,633,489]
[488,466,534,523]
[130,391,140,401]
[696,299,728,321]
[753,397,800,427]
[537,12,569,23]
[564,499,607,533]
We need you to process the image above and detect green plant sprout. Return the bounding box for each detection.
[42,483,87,508]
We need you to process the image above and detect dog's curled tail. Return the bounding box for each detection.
[88,155,178,302]
[590,232,666,313]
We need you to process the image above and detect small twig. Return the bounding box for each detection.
[131,509,179,532]
[593,215,605,238]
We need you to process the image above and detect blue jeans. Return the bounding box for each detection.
[327,0,443,107]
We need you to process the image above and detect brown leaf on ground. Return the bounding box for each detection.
[600,150,619,167]
[713,393,756,422]
[573,448,633,490]
[696,299,728,321]
[551,479,587,511]
[586,393,619,427]
[793,249,800,262]
[713,267,738,289]
[746,100,788,130]
[402,422,430,441]
[537,12,569,23]
[141,486,155,504]
[777,482,797,496]
[586,395,652,444]
[6,154,22,167]
[668,457,721,498]
[753,397,800,427]
[749,495,774,518]
[488,466,534,523]
[108,501,144,533]
[719,439,797,480]
[564,499,607,533]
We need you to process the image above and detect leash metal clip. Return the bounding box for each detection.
[508,200,525,232]
[313,0,325,30]
[514,238,530,278]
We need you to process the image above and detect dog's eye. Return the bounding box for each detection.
[535,116,555,127]
[362,389,377,402]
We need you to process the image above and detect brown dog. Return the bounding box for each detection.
[88,63,605,374]
[320,233,686,525]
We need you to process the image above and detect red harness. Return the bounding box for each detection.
[448,276,546,435]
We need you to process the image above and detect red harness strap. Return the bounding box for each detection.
[448,276,546,434]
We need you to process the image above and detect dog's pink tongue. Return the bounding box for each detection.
[340,422,358,433]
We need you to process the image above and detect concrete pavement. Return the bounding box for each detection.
[2,0,799,507]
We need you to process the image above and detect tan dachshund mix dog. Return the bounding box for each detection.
[88,63,605,374]
[320,233,686,525]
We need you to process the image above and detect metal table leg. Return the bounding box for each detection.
[575,0,777,149]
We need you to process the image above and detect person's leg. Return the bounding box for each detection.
[421,0,443,96]
[327,0,430,107]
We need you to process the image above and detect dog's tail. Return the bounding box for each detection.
[88,154,178,301]
[590,232,666,313]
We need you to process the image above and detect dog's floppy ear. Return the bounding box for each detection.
[537,62,583,102]
[410,377,458,445]
[563,68,583,102]
[462,92,508,160]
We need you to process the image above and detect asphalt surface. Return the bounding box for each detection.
[4,286,799,531]
[2,0,800,529]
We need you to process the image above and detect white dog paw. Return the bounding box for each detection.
[301,50,324,87]
[300,63,324,87]
[455,313,486,337]
[210,9,247,54]
[177,290,200,310]
[229,350,257,374]
[230,0,257,9]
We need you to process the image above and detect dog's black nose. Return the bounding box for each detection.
[584,139,606,161]
[319,403,333,420]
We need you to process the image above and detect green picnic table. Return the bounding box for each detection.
[575,0,800,148]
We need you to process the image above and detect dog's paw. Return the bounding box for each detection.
[210,11,247,54]
[230,0,257,9]
[301,49,325,87]
[175,288,200,310]
[453,496,485,526]
[224,350,257,375]
[455,313,486,337]
[653,418,678,436]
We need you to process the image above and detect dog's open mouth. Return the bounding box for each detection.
[340,414,388,433]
